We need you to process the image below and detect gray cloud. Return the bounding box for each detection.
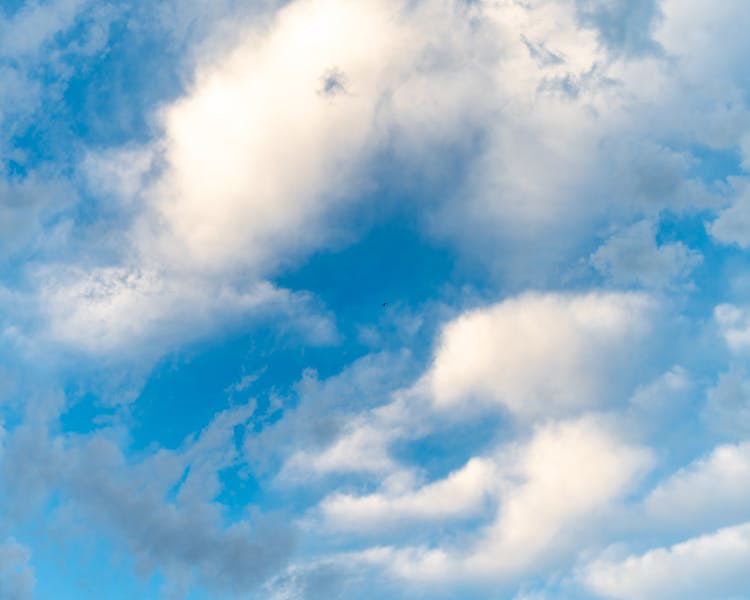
[590,220,702,289]
[0,403,295,597]
[0,538,34,600]
[575,0,662,56]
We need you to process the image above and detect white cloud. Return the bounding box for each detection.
[145,0,405,273]
[282,419,399,479]
[714,303,750,352]
[46,0,494,356]
[428,292,655,419]
[39,0,743,357]
[130,0,510,278]
[645,442,750,532]
[361,416,651,585]
[278,387,429,482]
[245,351,420,482]
[278,291,659,565]
[5,1,750,594]
[657,0,750,94]
[582,522,750,600]
[319,457,497,532]
[35,266,336,357]
[423,1,725,281]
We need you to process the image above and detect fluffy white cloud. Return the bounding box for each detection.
[282,420,399,479]
[582,522,750,600]
[6,0,750,596]
[105,0,501,279]
[319,457,496,532]
[45,0,493,356]
[276,291,663,542]
[645,442,750,532]
[146,0,402,272]
[41,0,744,356]
[423,0,727,282]
[35,266,336,356]
[361,416,651,585]
[277,387,428,482]
[428,292,655,419]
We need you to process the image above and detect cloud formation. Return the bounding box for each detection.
[583,522,750,600]
[2,0,750,597]
[428,292,655,418]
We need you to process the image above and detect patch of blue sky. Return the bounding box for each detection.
[59,391,116,433]
[0,0,25,18]
[277,214,461,343]
[100,208,467,451]
[391,411,507,481]
[128,325,353,451]
[215,465,262,519]
[59,11,183,149]
[687,144,744,184]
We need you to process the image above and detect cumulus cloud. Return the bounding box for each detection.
[427,292,655,419]
[421,0,726,283]
[4,0,750,596]
[41,0,491,356]
[367,417,651,584]
[274,290,660,582]
[318,457,497,532]
[282,418,401,479]
[146,0,406,272]
[30,0,742,355]
[645,442,750,533]
[582,522,750,600]
[35,266,336,357]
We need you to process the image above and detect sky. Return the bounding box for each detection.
[1,0,750,598]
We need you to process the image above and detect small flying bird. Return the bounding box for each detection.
[381,302,390,308]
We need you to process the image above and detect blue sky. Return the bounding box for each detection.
[2,0,750,598]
